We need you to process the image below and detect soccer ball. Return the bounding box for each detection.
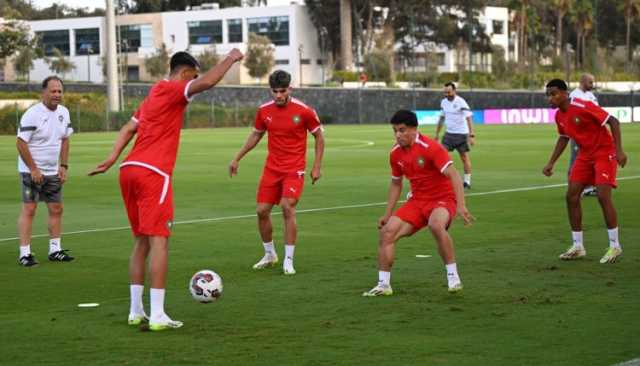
[189,270,223,303]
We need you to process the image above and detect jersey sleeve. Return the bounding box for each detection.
[131,105,142,124]
[254,108,266,132]
[390,151,402,179]
[460,99,472,118]
[584,101,610,126]
[17,109,37,142]
[305,107,322,133]
[430,143,453,174]
[169,79,193,104]
[62,109,74,138]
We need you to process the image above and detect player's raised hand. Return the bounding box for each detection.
[311,167,321,184]
[542,163,554,177]
[227,48,244,62]
[457,205,475,226]
[88,158,116,176]
[617,150,628,168]
[229,159,239,177]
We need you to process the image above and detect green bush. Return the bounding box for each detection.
[331,70,359,82]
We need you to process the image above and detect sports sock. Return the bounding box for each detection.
[446,263,459,281]
[263,241,276,256]
[464,174,471,185]
[129,284,145,315]
[150,288,166,321]
[607,228,621,249]
[19,244,31,258]
[378,271,391,286]
[49,237,61,254]
[284,244,295,261]
[571,231,584,249]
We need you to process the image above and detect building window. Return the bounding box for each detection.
[317,59,323,65]
[127,66,139,81]
[36,30,70,56]
[119,25,141,52]
[247,16,289,46]
[227,19,242,43]
[435,52,445,66]
[275,59,289,65]
[140,24,153,48]
[75,28,100,55]
[492,20,504,35]
[300,59,311,65]
[188,20,223,45]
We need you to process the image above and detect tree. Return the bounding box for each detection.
[244,32,274,82]
[45,48,75,80]
[553,0,572,57]
[196,46,220,71]
[569,0,593,69]
[14,45,41,85]
[144,43,170,79]
[621,0,640,62]
[0,20,32,62]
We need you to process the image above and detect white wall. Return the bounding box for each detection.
[27,17,105,84]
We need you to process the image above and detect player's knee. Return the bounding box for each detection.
[565,191,580,204]
[256,206,271,219]
[21,205,37,217]
[379,225,397,244]
[49,205,63,216]
[428,221,447,236]
[281,204,296,219]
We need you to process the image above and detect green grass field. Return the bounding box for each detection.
[0,124,638,365]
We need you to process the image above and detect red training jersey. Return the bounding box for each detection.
[254,97,322,172]
[123,79,194,176]
[555,98,615,158]
[390,133,455,202]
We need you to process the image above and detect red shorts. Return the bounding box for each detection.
[569,153,618,188]
[257,167,305,205]
[119,166,174,237]
[394,198,457,234]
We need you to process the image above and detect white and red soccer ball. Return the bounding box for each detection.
[189,270,223,303]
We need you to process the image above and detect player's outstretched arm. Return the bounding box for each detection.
[378,178,403,229]
[542,136,570,177]
[187,49,244,98]
[607,116,627,167]
[310,129,325,184]
[435,116,444,140]
[229,130,265,177]
[443,165,474,226]
[88,120,137,176]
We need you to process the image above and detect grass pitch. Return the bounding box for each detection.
[0,124,638,365]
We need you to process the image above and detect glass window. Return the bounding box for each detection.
[247,16,289,46]
[188,20,223,45]
[119,25,142,53]
[275,59,289,65]
[227,19,243,43]
[75,28,100,55]
[492,20,504,35]
[140,25,153,48]
[36,30,70,56]
[300,59,310,65]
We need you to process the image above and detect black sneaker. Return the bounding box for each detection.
[18,254,39,267]
[463,182,471,190]
[48,249,74,262]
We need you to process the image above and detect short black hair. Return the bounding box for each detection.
[170,51,199,74]
[42,76,63,90]
[269,70,291,89]
[444,82,456,90]
[546,79,568,91]
[390,110,418,127]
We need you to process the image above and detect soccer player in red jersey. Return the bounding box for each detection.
[363,110,474,297]
[229,70,324,275]
[543,79,628,264]
[89,49,243,330]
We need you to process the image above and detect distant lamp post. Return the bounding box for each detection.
[298,44,304,86]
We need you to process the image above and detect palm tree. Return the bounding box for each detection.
[45,48,75,80]
[553,0,573,57]
[339,0,353,70]
[621,0,640,62]
[570,0,593,69]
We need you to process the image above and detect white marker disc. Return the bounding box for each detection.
[415,254,432,258]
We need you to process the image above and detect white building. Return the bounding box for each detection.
[3,3,324,85]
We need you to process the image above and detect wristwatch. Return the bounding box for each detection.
[60,164,69,169]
